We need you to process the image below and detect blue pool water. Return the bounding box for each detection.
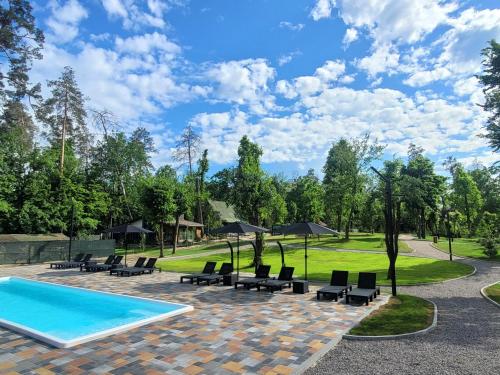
[0,277,191,346]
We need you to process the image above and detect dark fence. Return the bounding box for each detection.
[0,240,115,265]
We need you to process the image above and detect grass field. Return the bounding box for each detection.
[270,232,412,253]
[115,240,252,258]
[435,238,499,261]
[349,294,434,336]
[157,246,473,285]
[484,283,500,304]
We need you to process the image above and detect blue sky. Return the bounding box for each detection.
[31,0,500,176]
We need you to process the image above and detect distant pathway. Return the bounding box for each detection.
[305,239,500,375]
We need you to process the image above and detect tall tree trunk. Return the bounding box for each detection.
[421,207,426,238]
[159,221,164,258]
[252,214,264,268]
[172,215,180,254]
[336,209,342,233]
[463,193,472,237]
[60,91,68,175]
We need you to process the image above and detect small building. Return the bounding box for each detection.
[208,200,239,224]
[165,215,204,245]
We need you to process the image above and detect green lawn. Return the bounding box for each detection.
[484,283,500,304]
[158,246,473,285]
[349,294,434,336]
[269,232,412,253]
[115,240,252,258]
[435,238,499,262]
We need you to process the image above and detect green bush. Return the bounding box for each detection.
[481,237,498,258]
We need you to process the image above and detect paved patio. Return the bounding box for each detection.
[0,264,387,375]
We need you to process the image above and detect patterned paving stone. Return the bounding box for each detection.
[0,265,387,374]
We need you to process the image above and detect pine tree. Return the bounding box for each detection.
[36,66,88,174]
[172,124,200,174]
[0,0,44,101]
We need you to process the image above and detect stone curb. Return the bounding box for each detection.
[343,297,437,341]
[400,263,477,286]
[292,295,390,375]
[429,242,499,264]
[480,282,500,308]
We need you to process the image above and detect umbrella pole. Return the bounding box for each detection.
[237,233,240,281]
[305,235,308,281]
[124,231,128,267]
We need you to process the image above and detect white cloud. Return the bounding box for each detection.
[278,51,301,66]
[115,32,181,57]
[399,7,500,87]
[436,8,500,75]
[101,0,127,18]
[310,0,336,21]
[356,44,399,78]
[46,0,88,43]
[101,0,172,29]
[314,60,346,82]
[192,84,490,166]
[404,67,452,87]
[336,0,457,45]
[276,60,348,98]
[32,36,206,122]
[279,21,305,31]
[205,59,277,115]
[342,28,358,47]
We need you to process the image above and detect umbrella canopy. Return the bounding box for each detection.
[281,222,338,236]
[104,224,152,266]
[212,222,269,280]
[211,222,269,234]
[281,222,337,281]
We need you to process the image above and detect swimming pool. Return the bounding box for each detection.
[0,277,193,348]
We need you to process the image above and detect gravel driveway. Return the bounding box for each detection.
[304,239,500,375]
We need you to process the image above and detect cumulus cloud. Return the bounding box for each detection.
[276,60,347,98]
[310,0,336,21]
[205,59,277,115]
[356,44,399,78]
[342,28,358,47]
[46,0,88,43]
[100,0,179,29]
[191,82,488,166]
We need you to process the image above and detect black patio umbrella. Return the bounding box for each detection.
[212,222,269,280]
[281,222,338,280]
[103,224,152,266]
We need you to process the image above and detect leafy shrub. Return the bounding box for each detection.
[481,237,498,258]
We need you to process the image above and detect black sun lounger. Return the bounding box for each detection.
[118,258,157,276]
[83,255,114,272]
[88,255,123,272]
[234,265,271,290]
[110,257,146,275]
[180,261,217,283]
[256,266,294,292]
[197,263,233,285]
[346,272,379,306]
[317,270,352,301]
[50,253,84,269]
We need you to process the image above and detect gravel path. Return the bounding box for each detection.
[304,240,500,375]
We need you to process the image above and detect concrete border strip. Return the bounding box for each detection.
[480,281,500,308]
[343,297,437,341]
